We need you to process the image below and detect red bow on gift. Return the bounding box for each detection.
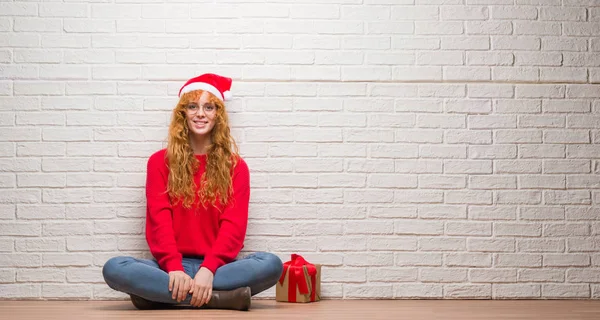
[278,254,318,302]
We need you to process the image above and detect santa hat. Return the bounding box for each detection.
[178,73,233,101]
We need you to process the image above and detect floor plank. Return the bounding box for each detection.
[0,300,599,320]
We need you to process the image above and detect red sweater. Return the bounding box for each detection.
[145,149,250,274]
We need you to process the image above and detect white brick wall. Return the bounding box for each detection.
[1,0,599,301]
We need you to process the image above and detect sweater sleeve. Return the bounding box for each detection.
[145,151,184,273]
[200,159,250,274]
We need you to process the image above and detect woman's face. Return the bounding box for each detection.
[184,91,218,137]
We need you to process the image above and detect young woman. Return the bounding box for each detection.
[102,74,283,311]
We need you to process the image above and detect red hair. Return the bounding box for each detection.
[166,90,239,208]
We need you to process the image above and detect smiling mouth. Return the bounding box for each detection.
[193,119,208,125]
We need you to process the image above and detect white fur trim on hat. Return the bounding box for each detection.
[179,82,224,101]
[223,90,232,100]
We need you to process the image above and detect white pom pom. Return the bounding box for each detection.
[223,90,232,100]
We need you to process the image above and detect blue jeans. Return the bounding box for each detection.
[102,252,283,304]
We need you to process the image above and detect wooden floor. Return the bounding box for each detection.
[1,300,599,320]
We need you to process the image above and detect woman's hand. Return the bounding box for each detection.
[189,267,214,307]
[168,270,192,303]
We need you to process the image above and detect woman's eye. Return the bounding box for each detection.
[187,105,197,110]
[205,105,215,111]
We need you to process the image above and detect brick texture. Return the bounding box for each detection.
[1,0,599,300]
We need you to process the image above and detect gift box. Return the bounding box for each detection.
[276,254,321,303]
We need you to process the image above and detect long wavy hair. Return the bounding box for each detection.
[166,90,239,209]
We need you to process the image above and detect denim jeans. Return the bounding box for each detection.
[102,252,283,305]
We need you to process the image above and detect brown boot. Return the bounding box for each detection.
[130,294,172,310]
[202,286,251,311]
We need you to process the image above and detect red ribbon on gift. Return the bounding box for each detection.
[278,254,317,302]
